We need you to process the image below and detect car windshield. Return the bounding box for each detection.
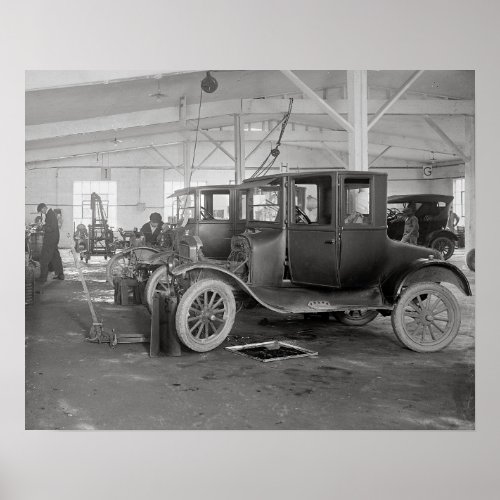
[248,184,280,222]
[177,194,195,221]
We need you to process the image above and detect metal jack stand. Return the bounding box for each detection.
[150,291,182,357]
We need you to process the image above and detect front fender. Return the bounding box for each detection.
[171,262,285,313]
[382,259,472,302]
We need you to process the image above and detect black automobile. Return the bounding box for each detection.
[167,172,471,353]
[387,194,458,260]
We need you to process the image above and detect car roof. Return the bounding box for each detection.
[241,170,387,187]
[387,194,454,204]
[170,184,237,198]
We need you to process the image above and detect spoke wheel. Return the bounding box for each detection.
[176,279,236,352]
[391,282,461,352]
[105,247,159,287]
[430,236,455,260]
[145,266,171,311]
[333,309,378,326]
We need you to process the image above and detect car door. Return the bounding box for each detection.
[197,188,233,258]
[287,174,340,287]
[338,174,387,288]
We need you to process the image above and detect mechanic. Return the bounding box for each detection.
[36,203,64,282]
[401,204,419,245]
[140,212,164,244]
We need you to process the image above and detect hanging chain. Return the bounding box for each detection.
[250,98,293,178]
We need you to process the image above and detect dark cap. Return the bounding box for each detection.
[37,203,47,212]
[149,212,162,223]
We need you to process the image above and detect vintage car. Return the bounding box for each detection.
[165,170,471,353]
[387,194,458,259]
[105,184,247,308]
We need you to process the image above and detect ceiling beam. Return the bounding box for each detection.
[280,70,354,132]
[320,142,348,168]
[423,115,470,162]
[25,126,462,164]
[369,146,392,167]
[26,98,474,143]
[368,70,425,130]
[197,130,235,162]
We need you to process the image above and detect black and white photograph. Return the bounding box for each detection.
[24,69,476,431]
[3,1,500,499]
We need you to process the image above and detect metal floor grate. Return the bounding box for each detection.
[225,340,318,363]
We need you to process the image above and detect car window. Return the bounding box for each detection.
[249,183,280,222]
[200,190,230,220]
[177,194,195,221]
[343,178,371,225]
[292,175,332,224]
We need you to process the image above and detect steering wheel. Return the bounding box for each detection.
[199,206,214,220]
[387,207,401,222]
[295,206,311,224]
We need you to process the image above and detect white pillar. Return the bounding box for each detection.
[464,116,475,252]
[234,114,245,184]
[347,70,368,171]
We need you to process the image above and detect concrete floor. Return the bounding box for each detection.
[25,249,475,430]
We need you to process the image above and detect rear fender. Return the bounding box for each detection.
[384,260,471,302]
[426,229,458,245]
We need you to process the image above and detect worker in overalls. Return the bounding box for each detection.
[37,203,64,282]
[401,204,419,245]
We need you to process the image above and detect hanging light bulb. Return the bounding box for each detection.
[149,78,167,102]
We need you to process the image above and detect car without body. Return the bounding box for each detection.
[167,170,471,353]
[106,184,247,308]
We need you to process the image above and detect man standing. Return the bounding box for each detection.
[36,203,64,282]
[401,204,419,245]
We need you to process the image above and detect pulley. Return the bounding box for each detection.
[201,71,218,93]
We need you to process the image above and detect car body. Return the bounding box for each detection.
[168,170,471,353]
[387,194,458,259]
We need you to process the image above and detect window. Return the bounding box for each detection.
[200,190,230,220]
[293,175,332,224]
[165,180,206,223]
[453,178,465,227]
[177,194,195,221]
[73,181,117,228]
[237,191,247,220]
[248,182,281,222]
[343,178,371,225]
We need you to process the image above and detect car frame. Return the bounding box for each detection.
[167,170,471,353]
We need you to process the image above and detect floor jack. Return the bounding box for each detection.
[68,236,117,346]
[68,234,179,353]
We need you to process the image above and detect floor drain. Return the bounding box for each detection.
[225,341,318,363]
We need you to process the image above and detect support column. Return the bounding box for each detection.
[347,70,368,171]
[234,114,245,184]
[464,116,475,253]
[183,141,191,187]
